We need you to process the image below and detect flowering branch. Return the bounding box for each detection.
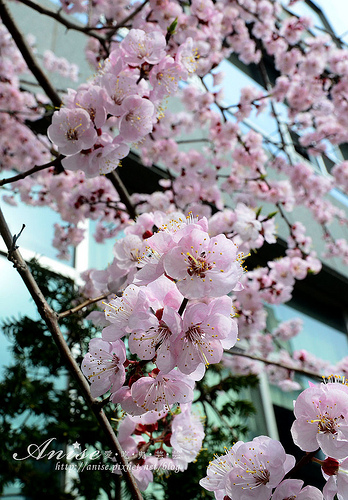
[227,348,323,381]
[0,156,62,187]
[58,292,111,319]
[105,0,149,41]
[16,0,107,44]
[0,206,144,500]
[0,0,61,108]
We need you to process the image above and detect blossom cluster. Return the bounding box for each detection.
[47,28,197,177]
[200,379,348,500]
[80,213,242,488]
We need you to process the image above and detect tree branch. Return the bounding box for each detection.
[0,0,61,108]
[16,0,107,45]
[58,292,111,319]
[106,170,137,220]
[105,0,149,41]
[0,156,62,187]
[0,206,143,500]
[226,348,323,381]
[284,451,318,480]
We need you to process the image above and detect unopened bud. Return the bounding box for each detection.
[322,457,339,476]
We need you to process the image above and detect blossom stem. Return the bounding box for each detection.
[178,297,189,316]
[283,450,318,480]
[106,170,137,220]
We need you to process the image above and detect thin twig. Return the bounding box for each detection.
[284,451,318,480]
[0,207,143,500]
[58,292,110,319]
[105,0,149,41]
[0,0,61,108]
[178,297,189,316]
[176,138,209,144]
[226,348,323,381]
[16,0,106,45]
[0,157,62,187]
[106,170,137,220]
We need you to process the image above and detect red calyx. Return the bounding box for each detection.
[142,230,153,239]
[322,457,340,476]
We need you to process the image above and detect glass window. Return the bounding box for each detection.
[0,254,39,378]
[275,302,347,364]
[1,196,74,266]
[87,220,119,269]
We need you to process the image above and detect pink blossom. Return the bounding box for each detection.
[322,457,348,500]
[149,57,182,99]
[48,107,97,155]
[200,436,295,500]
[291,382,348,459]
[175,297,237,374]
[120,29,166,66]
[271,479,323,500]
[130,369,194,414]
[101,73,139,117]
[118,95,155,142]
[62,134,129,177]
[273,318,303,341]
[102,284,150,341]
[113,233,145,270]
[164,229,243,299]
[81,338,126,398]
[175,37,199,79]
[74,85,107,128]
[233,203,262,242]
[128,305,182,372]
[170,405,205,465]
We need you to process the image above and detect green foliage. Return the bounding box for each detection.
[0,259,119,499]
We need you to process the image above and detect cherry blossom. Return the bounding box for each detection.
[129,369,194,414]
[271,479,323,500]
[118,95,155,143]
[163,229,243,299]
[291,382,348,459]
[81,338,126,398]
[170,405,204,466]
[200,436,295,500]
[102,284,150,341]
[128,305,182,372]
[47,107,97,155]
[120,29,166,66]
[175,297,237,374]
[321,457,348,500]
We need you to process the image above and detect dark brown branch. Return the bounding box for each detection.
[0,156,62,187]
[105,0,149,41]
[0,207,143,500]
[226,348,323,381]
[0,0,61,108]
[58,292,110,319]
[106,170,137,220]
[16,0,107,45]
[284,451,318,480]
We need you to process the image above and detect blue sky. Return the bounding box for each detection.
[290,0,348,40]
[315,0,348,37]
